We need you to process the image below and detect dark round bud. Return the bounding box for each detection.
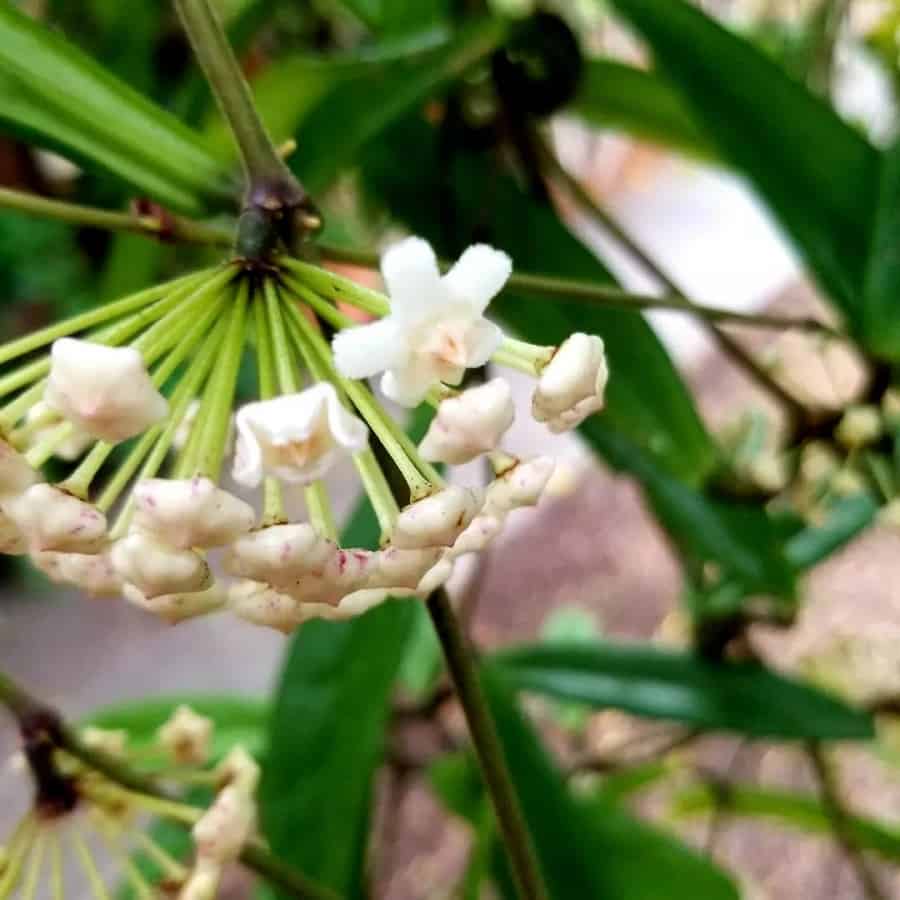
[491,12,584,118]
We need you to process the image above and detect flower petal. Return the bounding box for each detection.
[465,318,504,367]
[442,244,512,314]
[380,237,444,321]
[381,368,431,407]
[332,318,405,380]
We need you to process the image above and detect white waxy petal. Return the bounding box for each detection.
[380,368,431,408]
[419,379,514,465]
[392,487,481,550]
[484,456,555,517]
[8,484,106,554]
[233,385,368,488]
[33,549,121,597]
[368,546,444,590]
[417,556,454,594]
[448,513,504,559]
[230,579,301,634]
[111,532,210,599]
[123,581,225,624]
[158,705,213,764]
[0,439,38,498]
[443,244,512,314]
[532,333,608,432]
[44,338,168,442]
[331,318,404,381]
[330,588,400,619]
[224,524,338,588]
[380,236,444,322]
[133,477,255,549]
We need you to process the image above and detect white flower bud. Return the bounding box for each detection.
[419,379,515,464]
[367,547,444,591]
[0,440,37,498]
[158,705,214,765]
[224,524,338,589]
[230,580,300,634]
[328,588,398,620]
[25,402,93,461]
[835,405,882,449]
[392,487,481,550]
[799,441,839,483]
[532,333,608,432]
[179,862,219,900]
[123,581,225,624]
[748,452,789,493]
[0,508,26,555]
[44,338,168,442]
[133,477,255,549]
[81,727,128,757]
[417,556,454,594]
[233,385,368,488]
[448,513,504,559]
[7,484,106,553]
[33,549,121,597]
[484,456,555,517]
[111,533,210,599]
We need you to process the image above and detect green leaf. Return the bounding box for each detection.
[339,0,449,33]
[361,118,718,483]
[785,494,878,569]
[479,666,738,899]
[491,641,875,739]
[862,137,900,358]
[81,695,268,760]
[572,59,714,158]
[583,425,794,596]
[675,782,900,861]
[607,0,879,322]
[0,5,230,213]
[292,18,508,194]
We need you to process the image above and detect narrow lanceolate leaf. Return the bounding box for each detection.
[477,666,738,899]
[0,5,230,213]
[675,783,900,862]
[491,641,875,739]
[607,0,879,323]
[784,494,878,570]
[292,17,508,194]
[361,118,718,483]
[862,137,900,358]
[572,59,714,159]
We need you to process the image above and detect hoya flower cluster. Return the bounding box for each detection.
[0,236,608,631]
[0,706,257,900]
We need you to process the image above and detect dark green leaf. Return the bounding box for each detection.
[608,0,879,321]
[480,666,738,899]
[675,782,900,861]
[260,602,416,898]
[862,137,900,358]
[339,0,449,33]
[785,494,878,569]
[492,641,875,739]
[573,59,714,158]
[0,5,230,213]
[292,18,507,194]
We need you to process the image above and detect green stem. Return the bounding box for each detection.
[0,187,232,246]
[0,670,339,900]
[311,245,838,337]
[427,589,549,900]
[174,0,288,184]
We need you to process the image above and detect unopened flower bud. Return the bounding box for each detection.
[748,452,789,493]
[448,513,504,559]
[417,556,454,594]
[799,441,839,483]
[368,546,444,591]
[112,533,211,599]
[133,477,254,549]
[44,338,168,442]
[330,588,397,620]
[230,580,300,634]
[0,440,37,498]
[179,863,219,900]
[0,510,26,555]
[158,705,214,765]
[123,581,225,624]
[33,549,121,597]
[233,385,368,488]
[81,727,128,757]
[532,333,608,432]
[224,524,337,589]
[8,484,106,553]
[419,379,514,464]
[392,487,481,550]
[484,456,555,517]
[835,405,882,449]
[831,468,867,497]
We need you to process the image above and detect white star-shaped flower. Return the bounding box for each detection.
[332,238,510,406]
[233,384,368,487]
[44,338,168,443]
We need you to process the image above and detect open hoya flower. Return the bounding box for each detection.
[0,236,607,631]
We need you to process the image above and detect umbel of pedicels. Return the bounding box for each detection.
[0,705,260,900]
[0,237,608,631]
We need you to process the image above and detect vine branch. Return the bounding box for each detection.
[0,669,339,900]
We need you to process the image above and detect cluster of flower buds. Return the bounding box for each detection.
[0,705,258,900]
[0,236,607,628]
